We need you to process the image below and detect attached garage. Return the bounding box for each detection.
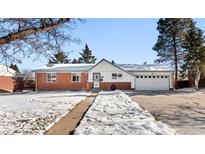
[135,75,170,90]
[118,64,175,91]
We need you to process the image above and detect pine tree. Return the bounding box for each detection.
[181,22,205,89]
[78,44,97,63]
[48,50,71,64]
[153,18,193,88]
[10,64,20,72]
[72,58,81,64]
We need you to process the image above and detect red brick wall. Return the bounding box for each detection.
[100,82,131,90]
[0,76,15,92]
[36,73,88,91]
[36,73,132,91]
[87,82,93,91]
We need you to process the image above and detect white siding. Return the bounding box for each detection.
[0,65,16,77]
[88,60,135,88]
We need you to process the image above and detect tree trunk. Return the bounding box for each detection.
[194,65,201,90]
[188,70,195,87]
[173,37,178,89]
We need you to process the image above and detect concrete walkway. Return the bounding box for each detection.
[45,94,96,135]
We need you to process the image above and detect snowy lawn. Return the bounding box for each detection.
[74,91,175,135]
[0,91,90,135]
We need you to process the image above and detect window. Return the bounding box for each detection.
[112,73,117,79]
[165,76,168,78]
[112,73,123,79]
[72,73,81,82]
[136,76,139,78]
[153,76,155,78]
[149,76,151,78]
[118,74,122,79]
[144,76,147,78]
[161,76,164,78]
[140,76,143,78]
[47,73,56,82]
[157,76,160,78]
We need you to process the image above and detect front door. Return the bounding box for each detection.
[93,73,101,88]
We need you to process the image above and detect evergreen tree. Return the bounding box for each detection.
[79,44,97,63]
[181,22,205,89]
[72,58,81,64]
[10,64,20,72]
[153,18,193,88]
[48,50,71,64]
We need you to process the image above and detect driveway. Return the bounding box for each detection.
[126,90,205,135]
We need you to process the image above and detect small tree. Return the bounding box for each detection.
[48,50,71,64]
[79,44,97,63]
[181,23,205,89]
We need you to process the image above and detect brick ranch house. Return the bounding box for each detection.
[33,59,175,91]
[0,65,16,92]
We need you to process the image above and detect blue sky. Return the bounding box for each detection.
[19,18,205,70]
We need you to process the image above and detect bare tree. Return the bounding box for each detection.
[0,18,80,64]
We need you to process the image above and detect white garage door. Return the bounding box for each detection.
[135,75,170,90]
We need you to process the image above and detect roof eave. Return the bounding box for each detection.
[126,70,175,72]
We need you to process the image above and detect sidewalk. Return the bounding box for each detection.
[45,94,96,135]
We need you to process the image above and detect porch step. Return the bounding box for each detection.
[91,88,101,93]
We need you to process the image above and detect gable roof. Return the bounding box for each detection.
[0,65,16,77]
[89,59,136,77]
[33,63,95,73]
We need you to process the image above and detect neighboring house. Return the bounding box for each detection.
[0,65,16,92]
[33,59,175,91]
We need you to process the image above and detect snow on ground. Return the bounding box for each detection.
[74,91,176,135]
[176,88,198,92]
[176,88,205,94]
[0,91,90,135]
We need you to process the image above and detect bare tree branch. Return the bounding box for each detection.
[0,18,70,45]
[0,18,81,65]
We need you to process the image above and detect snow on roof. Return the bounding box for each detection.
[33,63,95,72]
[117,64,174,72]
[0,65,16,77]
[33,59,174,73]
